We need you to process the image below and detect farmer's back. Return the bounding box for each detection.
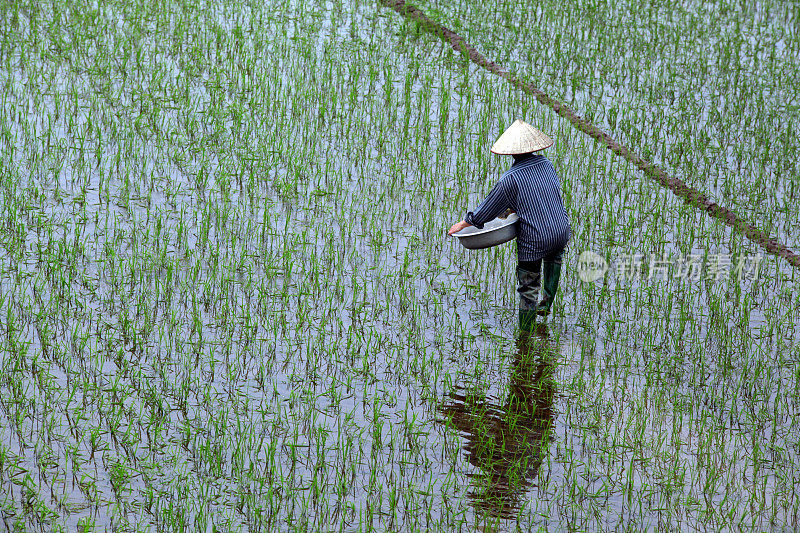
[496,153,571,262]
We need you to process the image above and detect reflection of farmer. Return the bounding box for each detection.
[448,120,571,331]
[438,324,556,521]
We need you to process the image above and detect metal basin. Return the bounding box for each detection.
[453,213,519,249]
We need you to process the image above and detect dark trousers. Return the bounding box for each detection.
[516,247,565,310]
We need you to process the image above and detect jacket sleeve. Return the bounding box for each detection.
[465,176,512,229]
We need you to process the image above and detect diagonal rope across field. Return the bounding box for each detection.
[379,0,800,269]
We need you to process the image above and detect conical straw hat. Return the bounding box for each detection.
[490,119,553,154]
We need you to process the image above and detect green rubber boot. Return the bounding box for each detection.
[516,265,541,332]
[537,261,562,316]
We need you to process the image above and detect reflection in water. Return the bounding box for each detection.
[438,324,557,521]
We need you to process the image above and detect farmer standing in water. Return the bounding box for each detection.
[449,120,571,331]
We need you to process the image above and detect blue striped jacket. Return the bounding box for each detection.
[466,153,571,261]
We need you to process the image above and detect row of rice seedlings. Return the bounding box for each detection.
[0,0,502,529]
[410,0,800,249]
[0,0,797,530]
[380,1,800,530]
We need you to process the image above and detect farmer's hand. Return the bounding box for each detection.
[448,220,471,235]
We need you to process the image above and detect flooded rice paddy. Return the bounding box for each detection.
[0,0,798,531]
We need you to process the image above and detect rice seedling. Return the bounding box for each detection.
[0,0,796,530]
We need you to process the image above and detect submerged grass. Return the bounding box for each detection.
[0,0,797,531]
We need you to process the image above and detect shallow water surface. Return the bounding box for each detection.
[0,0,797,531]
